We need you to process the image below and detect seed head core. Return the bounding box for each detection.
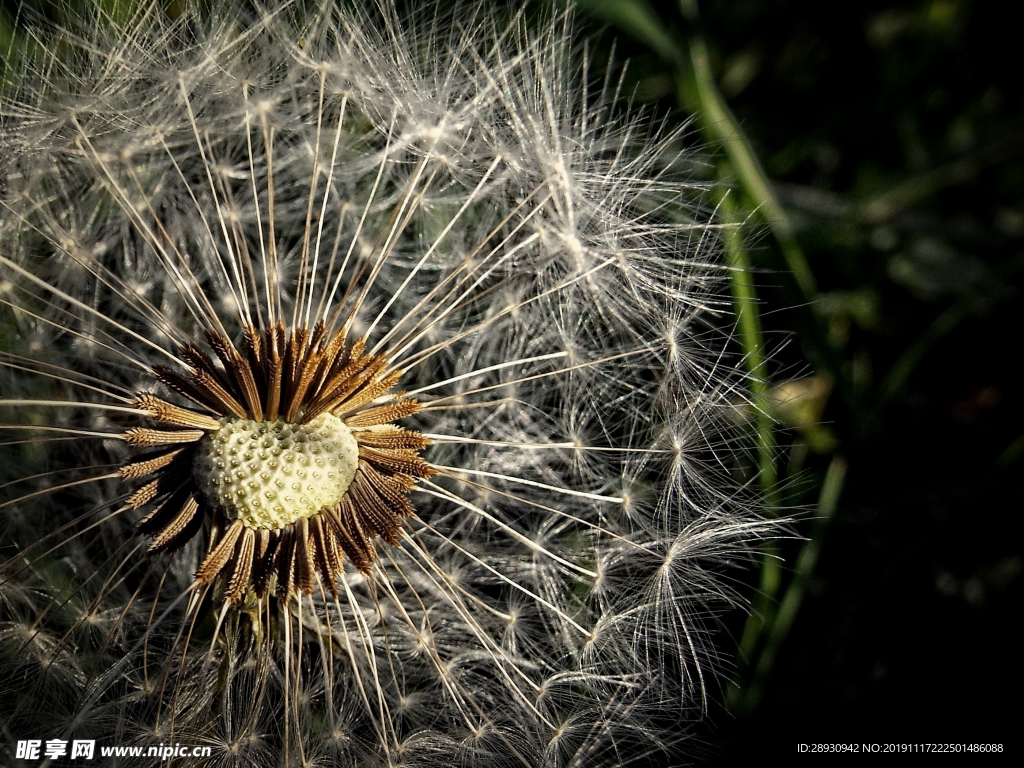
[193,414,359,530]
[120,326,433,600]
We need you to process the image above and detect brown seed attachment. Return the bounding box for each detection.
[120,323,434,603]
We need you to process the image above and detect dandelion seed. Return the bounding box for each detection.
[1,2,771,765]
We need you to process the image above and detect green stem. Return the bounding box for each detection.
[735,455,846,714]
[717,187,784,701]
[717,189,776,500]
[677,37,862,434]
[683,38,816,300]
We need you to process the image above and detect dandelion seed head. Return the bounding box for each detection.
[0,1,776,764]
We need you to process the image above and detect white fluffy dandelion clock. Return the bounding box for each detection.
[0,2,768,765]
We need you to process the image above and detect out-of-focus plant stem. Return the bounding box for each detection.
[676,27,860,426]
[716,189,783,686]
[683,38,816,299]
[733,455,846,714]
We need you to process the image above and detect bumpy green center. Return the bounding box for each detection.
[193,413,359,530]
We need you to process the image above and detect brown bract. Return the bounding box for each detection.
[118,322,434,604]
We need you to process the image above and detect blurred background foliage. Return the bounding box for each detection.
[2,0,1021,761]
[565,0,1022,758]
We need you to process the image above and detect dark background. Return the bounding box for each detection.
[566,0,1023,761]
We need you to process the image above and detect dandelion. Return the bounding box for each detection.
[1,1,769,765]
